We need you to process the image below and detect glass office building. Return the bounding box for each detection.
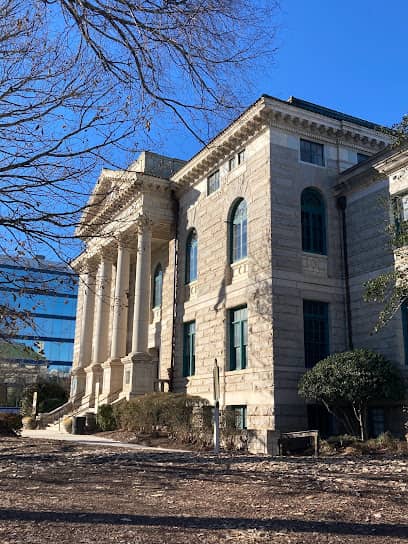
[0,255,78,374]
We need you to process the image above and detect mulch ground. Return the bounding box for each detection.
[0,437,407,543]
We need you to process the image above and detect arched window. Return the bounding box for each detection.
[185,230,198,283]
[301,188,326,254]
[152,264,163,307]
[230,199,247,263]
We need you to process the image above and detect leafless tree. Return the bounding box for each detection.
[0,0,278,346]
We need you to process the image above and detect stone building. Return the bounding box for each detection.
[68,95,408,449]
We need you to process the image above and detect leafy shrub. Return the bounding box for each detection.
[113,393,211,446]
[22,416,36,430]
[0,413,22,435]
[62,416,72,433]
[97,404,117,431]
[299,349,405,440]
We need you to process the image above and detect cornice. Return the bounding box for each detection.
[171,96,389,191]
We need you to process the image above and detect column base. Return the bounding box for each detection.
[100,358,124,404]
[69,367,86,406]
[81,363,103,410]
[120,352,154,400]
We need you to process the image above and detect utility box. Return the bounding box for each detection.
[72,416,86,435]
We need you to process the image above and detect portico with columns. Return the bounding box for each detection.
[70,152,183,411]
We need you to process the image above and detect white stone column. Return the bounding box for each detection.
[131,220,152,354]
[78,263,97,367]
[122,217,154,399]
[92,251,113,364]
[71,260,96,404]
[110,239,131,360]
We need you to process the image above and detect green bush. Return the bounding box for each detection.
[97,404,117,431]
[299,349,405,440]
[0,413,22,435]
[113,393,211,445]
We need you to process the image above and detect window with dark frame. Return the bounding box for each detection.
[183,321,196,377]
[300,138,325,166]
[185,230,198,284]
[207,170,220,194]
[226,405,247,430]
[303,300,329,368]
[228,157,236,171]
[301,188,326,255]
[229,306,248,370]
[357,152,370,163]
[237,149,245,165]
[230,199,248,263]
[152,264,163,308]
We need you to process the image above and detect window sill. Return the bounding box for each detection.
[230,259,248,281]
[151,306,161,323]
[184,281,198,301]
[299,159,326,169]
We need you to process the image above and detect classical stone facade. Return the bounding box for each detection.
[70,95,408,448]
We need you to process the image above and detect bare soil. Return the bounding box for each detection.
[0,436,407,543]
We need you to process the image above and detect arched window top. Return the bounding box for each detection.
[301,187,326,255]
[152,264,163,308]
[230,198,247,263]
[186,229,198,283]
[301,187,325,211]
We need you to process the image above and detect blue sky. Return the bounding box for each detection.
[157,0,408,160]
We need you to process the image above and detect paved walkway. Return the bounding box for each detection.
[21,429,190,453]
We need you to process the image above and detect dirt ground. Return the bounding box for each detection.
[0,437,408,544]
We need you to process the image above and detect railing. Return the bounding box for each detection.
[37,400,73,427]
[154,379,170,393]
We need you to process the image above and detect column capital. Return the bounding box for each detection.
[99,244,116,262]
[135,214,153,233]
[115,231,136,251]
[78,256,98,275]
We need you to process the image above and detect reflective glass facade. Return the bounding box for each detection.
[0,256,78,373]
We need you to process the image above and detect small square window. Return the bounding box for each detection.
[300,139,324,166]
[226,405,247,430]
[237,149,245,165]
[207,170,220,195]
[357,152,370,163]
[228,157,236,171]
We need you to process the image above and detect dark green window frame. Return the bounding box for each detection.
[185,230,198,284]
[229,199,247,263]
[303,300,329,368]
[207,170,220,195]
[183,321,196,377]
[227,405,247,430]
[229,306,248,370]
[401,301,408,365]
[152,264,163,308]
[301,187,327,255]
[300,138,325,166]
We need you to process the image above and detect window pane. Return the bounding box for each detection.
[303,300,329,368]
[301,189,326,255]
[231,200,247,263]
[186,232,198,283]
[207,170,220,195]
[229,305,247,370]
[300,139,324,166]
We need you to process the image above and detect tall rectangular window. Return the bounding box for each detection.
[303,300,329,368]
[226,405,247,430]
[207,170,220,195]
[183,321,196,377]
[401,301,408,365]
[229,306,248,370]
[300,139,325,166]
